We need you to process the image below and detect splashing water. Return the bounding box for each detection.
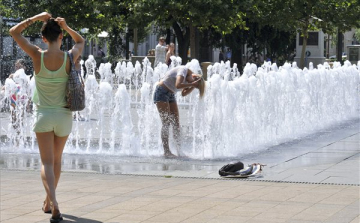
[1,57,359,159]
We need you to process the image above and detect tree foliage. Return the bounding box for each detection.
[2,0,359,66]
[318,0,360,33]
[122,0,247,63]
[251,0,360,67]
[2,0,131,59]
[2,0,115,34]
[355,29,360,43]
[244,23,296,64]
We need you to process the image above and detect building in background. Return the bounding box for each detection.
[294,28,358,68]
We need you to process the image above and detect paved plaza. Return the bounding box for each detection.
[0,118,359,222]
[1,170,359,223]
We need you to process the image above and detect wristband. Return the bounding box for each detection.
[27,18,34,25]
[25,18,34,26]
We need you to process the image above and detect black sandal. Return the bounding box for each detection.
[42,207,51,214]
[50,213,63,223]
[42,201,51,214]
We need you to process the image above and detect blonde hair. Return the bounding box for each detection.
[193,74,205,98]
[198,77,205,98]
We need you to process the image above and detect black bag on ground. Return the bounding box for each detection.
[219,162,244,176]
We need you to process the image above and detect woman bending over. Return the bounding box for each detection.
[153,65,205,158]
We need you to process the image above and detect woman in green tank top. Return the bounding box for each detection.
[10,12,84,223]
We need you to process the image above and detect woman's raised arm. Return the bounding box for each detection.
[55,17,84,62]
[9,12,52,58]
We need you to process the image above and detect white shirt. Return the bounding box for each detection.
[154,44,167,67]
[162,66,188,93]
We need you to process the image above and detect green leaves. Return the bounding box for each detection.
[3,0,358,64]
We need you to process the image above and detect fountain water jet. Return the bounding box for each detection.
[0,57,359,159]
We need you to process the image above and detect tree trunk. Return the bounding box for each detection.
[239,44,244,73]
[125,32,129,60]
[172,22,190,64]
[231,46,243,74]
[300,27,308,69]
[337,29,343,64]
[133,28,138,56]
[166,28,171,44]
[199,29,212,63]
[178,43,189,64]
[108,26,123,60]
[190,25,196,59]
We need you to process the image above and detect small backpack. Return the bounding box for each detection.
[219,162,265,177]
[66,51,85,111]
[219,162,245,176]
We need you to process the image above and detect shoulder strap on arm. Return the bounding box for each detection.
[67,51,74,66]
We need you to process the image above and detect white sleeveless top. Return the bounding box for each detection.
[162,66,188,93]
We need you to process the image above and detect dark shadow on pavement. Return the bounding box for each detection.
[61,214,103,223]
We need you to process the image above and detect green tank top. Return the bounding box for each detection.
[33,51,69,109]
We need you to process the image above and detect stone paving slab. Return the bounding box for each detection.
[0,170,359,223]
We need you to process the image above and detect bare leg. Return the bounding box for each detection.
[43,135,68,212]
[36,132,58,211]
[53,135,68,188]
[11,107,20,146]
[156,102,176,157]
[10,105,17,129]
[169,102,181,155]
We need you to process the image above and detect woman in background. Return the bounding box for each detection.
[165,43,175,66]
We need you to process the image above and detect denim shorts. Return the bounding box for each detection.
[153,85,176,104]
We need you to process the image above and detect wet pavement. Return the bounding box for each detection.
[1,118,359,185]
[0,117,359,223]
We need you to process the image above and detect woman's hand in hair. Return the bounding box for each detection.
[57,17,84,60]
[190,78,201,88]
[54,17,68,30]
[9,12,50,60]
[34,12,52,22]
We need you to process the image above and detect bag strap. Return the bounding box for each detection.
[66,51,75,69]
[67,51,85,86]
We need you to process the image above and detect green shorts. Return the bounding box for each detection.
[33,108,72,137]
